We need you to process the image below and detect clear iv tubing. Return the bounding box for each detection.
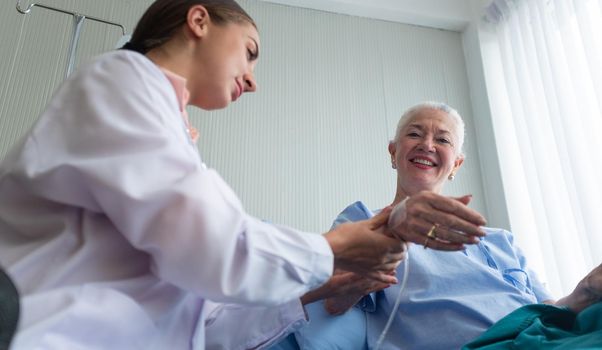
[373,198,411,350]
[373,253,409,350]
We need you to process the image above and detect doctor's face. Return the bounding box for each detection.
[389,108,464,195]
[190,21,259,110]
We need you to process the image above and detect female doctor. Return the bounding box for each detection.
[0,0,406,349]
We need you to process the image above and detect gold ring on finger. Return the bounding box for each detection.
[426,224,438,239]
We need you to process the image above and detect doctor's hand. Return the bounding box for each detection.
[554,263,602,313]
[389,192,487,251]
[324,208,407,285]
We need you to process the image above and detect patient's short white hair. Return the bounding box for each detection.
[392,101,465,156]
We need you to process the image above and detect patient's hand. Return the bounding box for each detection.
[324,208,407,285]
[389,192,487,251]
[324,293,363,316]
[555,263,602,313]
[301,270,390,311]
[573,263,602,309]
[322,271,392,315]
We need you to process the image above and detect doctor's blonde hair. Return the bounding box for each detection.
[129,0,256,54]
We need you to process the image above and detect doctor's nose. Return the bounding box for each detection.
[243,73,257,93]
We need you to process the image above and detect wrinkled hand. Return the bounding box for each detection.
[322,270,392,315]
[324,208,407,284]
[389,191,487,251]
[581,263,602,300]
[556,263,602,313]
[300,270,391,308]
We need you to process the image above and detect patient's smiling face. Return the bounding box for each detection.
[389,108,464,195]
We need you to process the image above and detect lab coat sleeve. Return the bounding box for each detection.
[204,299,307,350]
[200,202,375,349]
[22,52,333,304]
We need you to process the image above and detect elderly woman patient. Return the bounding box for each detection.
[204,102,602,350]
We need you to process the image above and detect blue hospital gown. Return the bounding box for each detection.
[274,201,552,350]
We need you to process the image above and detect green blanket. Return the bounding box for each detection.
[463,303,602,349]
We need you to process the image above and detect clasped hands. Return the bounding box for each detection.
[320,191,486,315]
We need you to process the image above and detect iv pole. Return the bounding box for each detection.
[16,1,127,78]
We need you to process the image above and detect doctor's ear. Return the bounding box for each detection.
[187,5,210,38]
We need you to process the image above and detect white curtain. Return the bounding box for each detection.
[484,0,602,297]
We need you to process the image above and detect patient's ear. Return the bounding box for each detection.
[447,154,464,181]
[452,155,464,172]
[388,142,396,159]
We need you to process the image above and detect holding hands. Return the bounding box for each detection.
[389,192,487,250]
[324,208,408,285]
[321,192,487,315]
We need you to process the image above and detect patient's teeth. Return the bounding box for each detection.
[413,159,433,166]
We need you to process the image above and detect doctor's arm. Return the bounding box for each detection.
[204,271,391,350]
[203,299,306,350]
[49,55,404,305]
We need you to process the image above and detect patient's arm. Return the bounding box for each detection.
[553,263,602,313]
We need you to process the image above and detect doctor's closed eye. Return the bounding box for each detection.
[247,48,258,61]
[247,38,259,61]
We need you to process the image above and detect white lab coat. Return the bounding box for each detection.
[204,299,305,350]
[0,51,333,349]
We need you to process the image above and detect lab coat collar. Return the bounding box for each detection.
[160,68,198,143]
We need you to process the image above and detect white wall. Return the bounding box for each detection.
[0,0,146,155]
[0,0,489,234]
[195,0,490,232]
[259,0,472,31]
